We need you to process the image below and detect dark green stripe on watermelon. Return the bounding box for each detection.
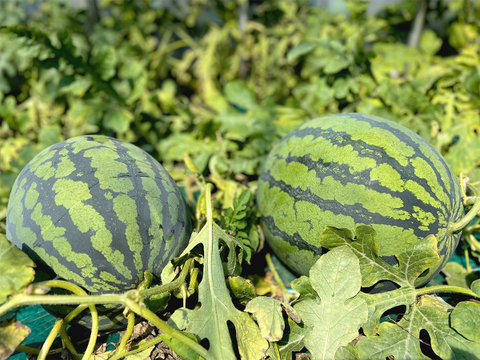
[6,135,191,297]
[257,113,463,287]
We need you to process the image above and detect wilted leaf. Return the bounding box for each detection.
[245,296,285,342]
[0,319,31,360]
[0,235,35,304]
[226,275,257,305]
[294,246,367,360]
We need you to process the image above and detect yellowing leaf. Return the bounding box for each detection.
[0,235,35,304]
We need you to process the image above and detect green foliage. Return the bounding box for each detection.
[168,185,268,360]
[0,234,35,304]
[294,246,368,360]
[2,0,480,359]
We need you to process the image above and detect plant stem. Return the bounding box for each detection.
[416,285,480,299]
[37,319,64,360]
[125,299,209,359]
[15,345,63,356]
[107,334,167,360]
[448,197,480,234]
[139,258,193,298]
[117,311,135,353]
[266,253,292,301]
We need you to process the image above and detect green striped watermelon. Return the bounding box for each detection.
[6,135,192,329]
[256,113,464,289]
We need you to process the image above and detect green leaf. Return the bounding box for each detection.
[290,276,316,300]
[357,295,480,359]
[294,246,368,360]
[419,29,442,56]
[471,279,480,296]
[103,108,134,134]
[442,262,479,289]
[245,296,285,342]
[451,301,480,342]
[162,332,200,360]
[224,80,258,110]
[268,318,306,360]
[169,185,268,360]
[95,45,117,81]
[38,124,63,148]
[335,343,360,360]
[0,235,35,304]
[287,42,316,62]
[321,226,440,289]
[0,319,31,360]
[226,275,257,305]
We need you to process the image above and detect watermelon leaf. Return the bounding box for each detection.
[244,296,285,342]
[442,262,479,289]
[168,185,268,360]
[450,301,480,341]
[0,319,31,360]
[321,226,441,289]
[264,318,306,360]
[293,246,368,360]
[0,234,35,304]
[356,295,480,360]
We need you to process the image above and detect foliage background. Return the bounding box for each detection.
[1,0,480,236]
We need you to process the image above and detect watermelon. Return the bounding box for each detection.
[256,113,464,289]
[6,135,192,329]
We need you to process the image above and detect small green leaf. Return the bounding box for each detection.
[419,29,442,56]
[274,318,306,360]
[38,124,63,148]
[226,275,257,305]
[0,319,31,360]
[287,42,316,62]
[294,246,367,360]
[162,332,200,360]
[0,235,35,304]
[451,301,480,341]
[95,45,117,81]
[224,80,258,110]
[471,279,480,296]
[245,296,285,342]
[442,262,478,289]
[103,108,134,134]
[290,276,316,300]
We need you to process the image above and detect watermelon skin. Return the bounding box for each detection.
[6,135,191,328]
[257,113,464,288]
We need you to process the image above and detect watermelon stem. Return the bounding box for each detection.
[415,285,480,299]
[448,196,480,234]
[139,258,194,298]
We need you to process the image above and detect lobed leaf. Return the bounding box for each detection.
[294,246,368,360]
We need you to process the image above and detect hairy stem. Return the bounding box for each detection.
[449,197,480,234]
[416,285,480,299]
[125,299,209,358]
[37,319,64,360]
[266,253,292,302]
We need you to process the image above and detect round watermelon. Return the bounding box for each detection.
[6,135,192,329]
[256,113,464,289]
